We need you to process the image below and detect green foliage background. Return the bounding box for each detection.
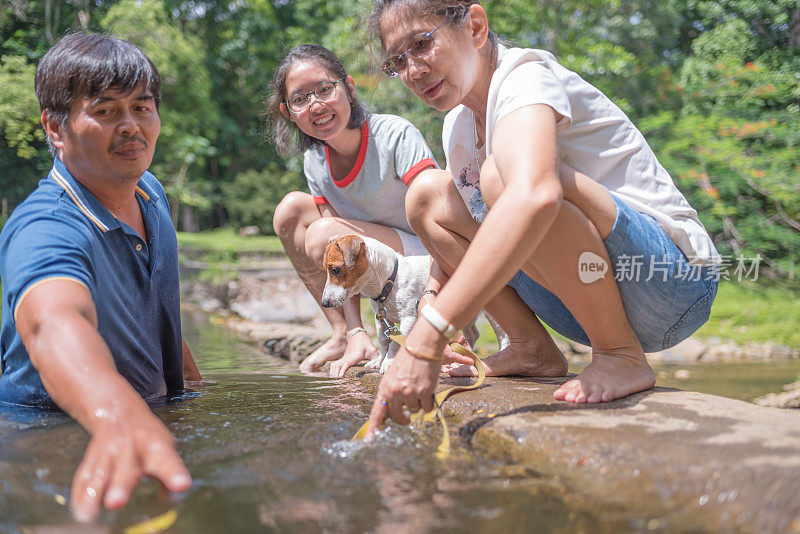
[0,0,798,276]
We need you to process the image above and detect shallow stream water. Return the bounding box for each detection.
[1,310,798,533]
[572,353,800,403]
[0,310,633,533]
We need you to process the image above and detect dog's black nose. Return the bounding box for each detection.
[321,299,333,308]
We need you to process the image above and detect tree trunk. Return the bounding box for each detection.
[790,8,800,48]
[171,162,190,229]
[45,0,52,43]
[180,205,199,232]
[76,0,89,31]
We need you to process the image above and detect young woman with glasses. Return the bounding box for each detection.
[363,0,720,432]
[268,44,441,377]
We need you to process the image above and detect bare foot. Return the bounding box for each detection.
[553,349,655,403]
[446,335,567,377]
[298,335,347,373]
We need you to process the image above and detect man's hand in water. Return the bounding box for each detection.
[70,409,191,522]
[14,280,192,522]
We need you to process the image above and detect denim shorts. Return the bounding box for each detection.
[507,193,718,353]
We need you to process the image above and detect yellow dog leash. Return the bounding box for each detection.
[352,333,485,457]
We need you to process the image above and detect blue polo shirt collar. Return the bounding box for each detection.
[49,157,159,234]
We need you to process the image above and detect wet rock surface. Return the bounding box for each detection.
[352,370,800,532]
[754,380,800,409]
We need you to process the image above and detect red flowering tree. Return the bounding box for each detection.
[642,19,800,278]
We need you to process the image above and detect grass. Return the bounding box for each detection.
[539,280,800,349]
[177,228,285,282]
[695,279,800,348]
[177,227,283,254]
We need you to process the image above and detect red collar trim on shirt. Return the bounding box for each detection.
[324,121,369,188]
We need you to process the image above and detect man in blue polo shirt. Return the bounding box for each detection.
[0,33,202,521]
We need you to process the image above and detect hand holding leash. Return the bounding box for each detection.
[356,334,486,455]
[364,318,447,435]
[440,331,477,366]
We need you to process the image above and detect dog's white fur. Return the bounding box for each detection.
[320,235,514,373]
[321,235,430,372]
[321,235,483,373]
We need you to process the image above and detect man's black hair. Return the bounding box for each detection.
[35,32,161,152]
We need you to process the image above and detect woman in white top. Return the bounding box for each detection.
[364,0,719,430]
[268,45,438,376]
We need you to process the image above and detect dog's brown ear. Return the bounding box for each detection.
[342,235,364,269]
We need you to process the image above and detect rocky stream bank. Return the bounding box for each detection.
[181,262,800,530]
[181,262,800,407]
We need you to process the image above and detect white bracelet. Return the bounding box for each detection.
[420,304,458,341]
[345,327,368,340]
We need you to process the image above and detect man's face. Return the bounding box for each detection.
[54,84,160,185]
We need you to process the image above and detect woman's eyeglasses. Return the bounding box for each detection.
[381,20,449,77]
[285,77,345,114]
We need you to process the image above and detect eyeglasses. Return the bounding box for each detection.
[381,19,449,77]
[284,77,345,114]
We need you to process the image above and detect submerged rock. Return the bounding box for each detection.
[753,381,800,409]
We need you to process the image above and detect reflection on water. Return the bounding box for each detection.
[0,310,632,533]
[571,357,800,403]
[5,309,792,532]
[650,360,800,402]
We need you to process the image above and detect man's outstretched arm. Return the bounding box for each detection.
[15,279,192,522]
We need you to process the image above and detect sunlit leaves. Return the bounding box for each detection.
[0,55,42,159]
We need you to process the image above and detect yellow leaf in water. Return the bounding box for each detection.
[124,509,178,534]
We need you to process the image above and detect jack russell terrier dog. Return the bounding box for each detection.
[320,234,507,373]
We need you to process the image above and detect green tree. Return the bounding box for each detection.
[221,164,304,235]
[0,0,121,225]
[485,0,689,118]
[1,0,797,259]
[642,19,800,278]
[0,55,42,160]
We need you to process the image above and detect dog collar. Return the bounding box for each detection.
[371,255,398,304]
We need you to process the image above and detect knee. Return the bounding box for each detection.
[305,217,343,264]
[405,169,453,234]
[273,191,313,238]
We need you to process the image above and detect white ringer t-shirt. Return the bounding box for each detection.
[304,113,437,235]
[443,45,720,264]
